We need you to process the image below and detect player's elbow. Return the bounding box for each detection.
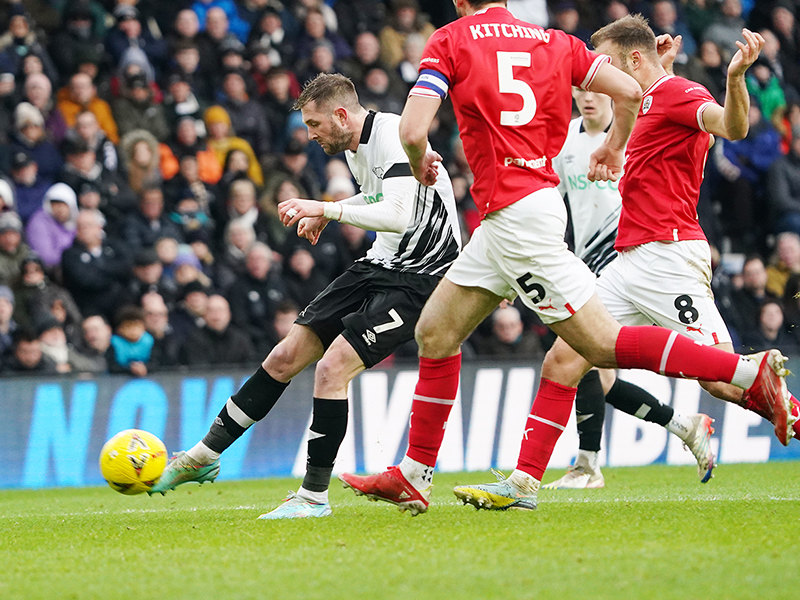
[726,123,748,141]
[617,81,642,110]
[399,116,427,150]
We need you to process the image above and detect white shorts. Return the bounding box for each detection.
[444,187,596,324]
[596,240,732,345]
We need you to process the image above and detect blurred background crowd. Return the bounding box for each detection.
[0,0,799,377]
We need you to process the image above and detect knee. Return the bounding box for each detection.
[315,353,348,390]
[414,316,460,358]
[263,341,296,381]
[541,342,591,387]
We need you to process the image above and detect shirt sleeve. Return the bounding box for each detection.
[566,32,610,90]
[410,28,453,100]
[666,81,718,131]
[322,178,415,233]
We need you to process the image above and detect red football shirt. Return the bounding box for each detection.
[615,75,717,250]
[410,6,608,219]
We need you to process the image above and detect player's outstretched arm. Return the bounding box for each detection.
[702,28,765,141]
[585,61,642,181]
[400,95,443,186]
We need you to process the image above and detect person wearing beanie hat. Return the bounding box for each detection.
[0,283,17,356]
[170,278,210,344]
[104,3,168,74]
[0,212,31,285]
[7,102,64,186]
[0,178,15,213]
[204,106,263,185]
[25,183,80,268]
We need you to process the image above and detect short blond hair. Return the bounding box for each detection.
[294,73,360,112]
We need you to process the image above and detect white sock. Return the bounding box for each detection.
[731,355,760,389]
[185,441,220,466]
[666,413,694,441]
[575,449,600,474]
[297,486,328,504]
[398,456,434,491]
[509,469,540,495]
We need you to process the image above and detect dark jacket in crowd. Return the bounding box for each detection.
[227,271,287,355]
[60,240,131,320]
[180,323,256,366]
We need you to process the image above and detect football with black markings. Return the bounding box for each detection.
[99,429,168,495]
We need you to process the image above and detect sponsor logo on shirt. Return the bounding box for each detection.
[420,57,440,64]
[504,156,547,169]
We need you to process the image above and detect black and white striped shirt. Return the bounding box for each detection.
[344,111,461,276]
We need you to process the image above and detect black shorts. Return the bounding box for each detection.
[296,261,440,368]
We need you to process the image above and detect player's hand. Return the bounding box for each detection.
[410,149,443,186]
[656,33,682,74]
[278,198,324,227]
[728,28,765,78]
[297,215,330,245]
[588,143,624,182]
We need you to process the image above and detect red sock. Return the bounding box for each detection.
[615,326,740,382]
[406,353,462,467]
[516,378,577,480]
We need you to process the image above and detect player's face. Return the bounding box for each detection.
[572,88,612,121]
[301,101,353,155]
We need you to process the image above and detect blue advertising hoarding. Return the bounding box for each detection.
[1,359,798,490]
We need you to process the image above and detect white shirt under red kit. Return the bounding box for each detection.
[410,5,609,218]
[616,74,718,250]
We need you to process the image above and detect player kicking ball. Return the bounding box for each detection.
[148,73,461,519]
[338,2,793,516]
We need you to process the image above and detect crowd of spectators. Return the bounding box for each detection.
[1,0,800,377]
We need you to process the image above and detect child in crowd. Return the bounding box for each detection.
[106,305,153,376]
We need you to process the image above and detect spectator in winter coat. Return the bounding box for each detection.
[220,70,271,156]
[24,74,68,144]
[72,110,118,173]
[4,102,63,184]
[112,72,170,143]
[0,212,30,286]
[25,183,79,270]
[9,151,48,223]
[227,241,286,354]
[104,5,168,73]
[11,254,82,342]
[123,186,184,252]
[60,209,131,320]
[57,73,119,144]
[180,293,255,365]
[0,284,17,357]
[204,105,263,185]
[768,124,800,235]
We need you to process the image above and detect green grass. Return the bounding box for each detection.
[1,463,799,600]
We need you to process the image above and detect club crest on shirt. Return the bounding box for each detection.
[642,95,653,114]
[372,166,385,179]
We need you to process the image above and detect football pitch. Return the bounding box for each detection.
[1,463,798,600]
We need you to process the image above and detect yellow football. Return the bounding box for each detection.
[99,429,168,495]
